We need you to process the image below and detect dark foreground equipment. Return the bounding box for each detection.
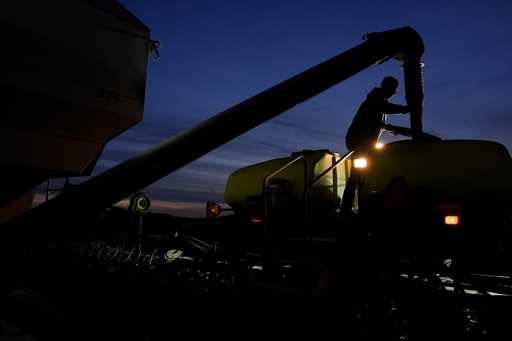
[1,2,511,340]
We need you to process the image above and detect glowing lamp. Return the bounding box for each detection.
[353,158,367,169]
[375,142,384,149]
[444,215,460,226]
[206,201,221,219]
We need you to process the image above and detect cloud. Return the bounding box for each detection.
[197,154,254,169]
[428,110,512,145]
[428,72,512,92]
[272,118,340,138]
[254,140,295,154]
[95,158,121,169]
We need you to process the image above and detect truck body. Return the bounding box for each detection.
[225,149,351,222]
[222,138,512,269]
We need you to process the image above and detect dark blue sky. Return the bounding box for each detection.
[92,0,512,216]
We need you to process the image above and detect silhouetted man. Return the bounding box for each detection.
[341,76,410,214]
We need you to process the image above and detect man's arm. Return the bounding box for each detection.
[384,124,441,140]
[382,101,409,114]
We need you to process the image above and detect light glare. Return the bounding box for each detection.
[354,158,367,169]
[444,215,460,226]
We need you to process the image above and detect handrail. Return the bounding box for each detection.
[303,151,353,227]
[299,150,353,266]
[263,155,308,255]
[309,151,353,189]
[263,150,353,238]
[261,150,354,268]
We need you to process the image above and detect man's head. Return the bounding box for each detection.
[380,76,399,98]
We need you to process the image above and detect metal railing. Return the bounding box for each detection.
[263,155,308,247]
[261,150,354,268]
[263,151,354,233]
[303,151,353,226]
[310,151,353,188]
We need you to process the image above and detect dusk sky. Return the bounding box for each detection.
[81,0,512,217]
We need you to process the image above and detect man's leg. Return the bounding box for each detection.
[342,137,371,215]
[340,169,359,214]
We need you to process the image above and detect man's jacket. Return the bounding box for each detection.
[346,87,408,151]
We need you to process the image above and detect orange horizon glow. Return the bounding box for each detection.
[32,193,220,218]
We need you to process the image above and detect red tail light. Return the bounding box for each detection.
[251,216,263,224]
[206,201,221,219]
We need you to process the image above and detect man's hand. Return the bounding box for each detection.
[383,124,397,135]
[383,124,411,137]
